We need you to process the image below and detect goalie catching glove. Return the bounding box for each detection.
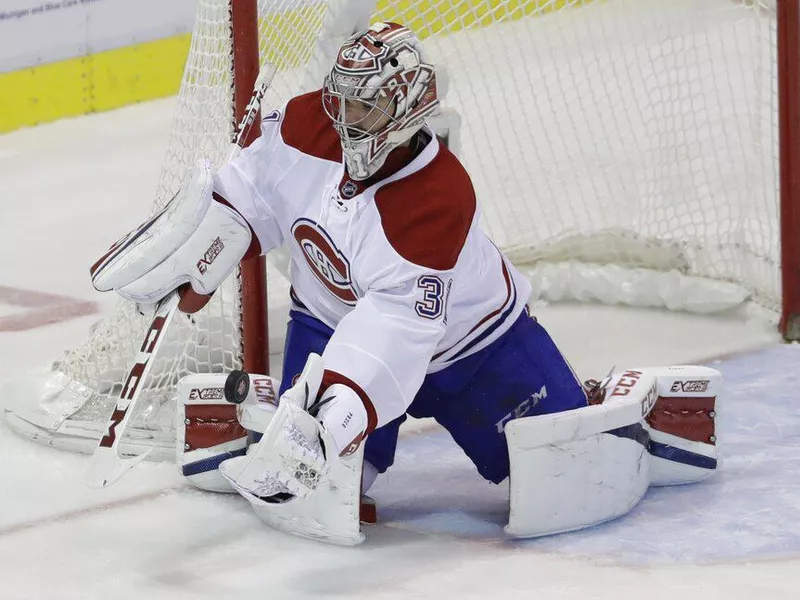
[220,353,369,501]
[89,160,255,312]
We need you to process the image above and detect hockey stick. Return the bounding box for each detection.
[86,63,278,489]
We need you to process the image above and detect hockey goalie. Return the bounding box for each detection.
[89,22,721,544]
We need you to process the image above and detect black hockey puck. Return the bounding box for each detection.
[224,370,249,404]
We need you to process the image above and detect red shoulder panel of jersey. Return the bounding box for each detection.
[281,89,342,163]
[374,145,476,271]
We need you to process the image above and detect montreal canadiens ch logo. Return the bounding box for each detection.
[292,218,358,306]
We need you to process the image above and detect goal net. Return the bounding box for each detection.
[5,0,789,458]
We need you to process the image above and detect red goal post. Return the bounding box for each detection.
[231,0,270,375]
[779,0,800,340]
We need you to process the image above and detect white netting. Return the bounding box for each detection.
[385,0,778,309]
[6,0,780,455]
[157,0,781,307]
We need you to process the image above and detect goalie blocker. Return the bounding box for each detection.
[90,160,257,313]
[176,363,719,543]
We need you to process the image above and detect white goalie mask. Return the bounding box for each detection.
[323,22,440,180]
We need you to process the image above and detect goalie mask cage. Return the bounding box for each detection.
[5,0,799,459]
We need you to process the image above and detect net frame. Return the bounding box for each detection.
[778,0,800,339]
[231,0,270,375]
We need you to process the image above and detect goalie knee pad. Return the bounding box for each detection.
[176,371,279,492]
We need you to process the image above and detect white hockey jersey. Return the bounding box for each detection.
[214,90,531,433]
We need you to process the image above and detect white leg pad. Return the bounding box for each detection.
[644,366,720,486]
[505,366,722,538]
[177,373,251,493]
[504,375,654,538]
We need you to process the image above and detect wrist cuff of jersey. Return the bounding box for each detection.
[322,369,378,434]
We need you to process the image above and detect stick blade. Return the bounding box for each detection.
[85,447,155,488]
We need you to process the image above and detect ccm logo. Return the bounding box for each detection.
[197,237,225,274]
[253,377,277,405]
[670,379,710,393]
[189,387,224,400]
[610,370,643,397]
[641,385,658,417]
[495,385,547,433]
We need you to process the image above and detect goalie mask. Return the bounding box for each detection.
[323,22,439,180]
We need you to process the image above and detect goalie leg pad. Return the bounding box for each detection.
[644,366,720,486]
[504,371,655,539]
[224,370,281,433]
[504,365,722,538]
[177,373,262,493]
